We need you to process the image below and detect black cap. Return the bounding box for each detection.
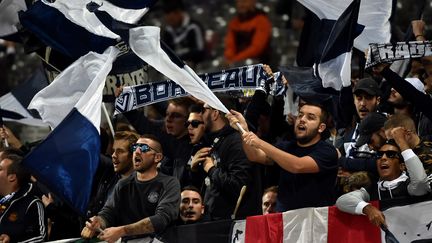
[355,112,387,147]
[353,78,381,97]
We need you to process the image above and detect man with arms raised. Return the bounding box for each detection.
[82,135,180,242]
[227,102,338,211]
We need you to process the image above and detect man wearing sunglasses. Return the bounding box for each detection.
[82,135,180,242]
[336,139,428,227]
[123,97,197,187]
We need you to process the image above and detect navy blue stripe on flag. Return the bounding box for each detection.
[105,0,157,9]
[19,1,117,59]
[23,108,100,215]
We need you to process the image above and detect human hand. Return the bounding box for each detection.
[226,109,248,133]
[0,126,22,149]
[41,193,54,207]
[390,127,410,151]
[363,204,387,227]
[81,216,104,239]
[371,63,391,74]
[286,113,297,126]
[412,20,425,37]
[191,147,212,172]
[0,234,10,243]
[98,226,126,243]
[263,64,274,79]
[114,86,123,98]
[242,131,261,148]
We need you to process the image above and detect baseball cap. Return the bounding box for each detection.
[355,112,387,147]
[405,78,425,94]
[353,78,381,97]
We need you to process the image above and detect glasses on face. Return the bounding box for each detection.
[376,150,401,159]
[131,143,159,153]
[165,112,186,119]
[185,120,204,128]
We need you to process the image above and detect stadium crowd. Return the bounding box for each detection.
[1,0,432,242]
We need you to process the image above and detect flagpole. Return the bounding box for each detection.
[0,107,9,148]
[102,103,115,139]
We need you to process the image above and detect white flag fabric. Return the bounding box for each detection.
[0,0,27,36]
[129,26,229,113]
[298,0,392,52]
[29,46,119,129]
[383,200,432,242]
[41,0,119,39]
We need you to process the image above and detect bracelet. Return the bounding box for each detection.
[415,34,424,39]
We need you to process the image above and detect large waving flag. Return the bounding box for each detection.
[19,0,118,59]
[0,67,48,127]
[128,26,229,113]
[230,200,432,242]
[18,0,157,59]
[315,0,363,90]
[23,46,119,214]
[298,0,392,52]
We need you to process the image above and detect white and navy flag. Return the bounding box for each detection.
[298,0,392,52]
[18,0,157,59]
[24,46,119,215]
[0,68,48,127]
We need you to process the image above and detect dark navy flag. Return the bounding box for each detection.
[105,0,157,9]
[19,0,118,59]
[0,67,48,126]
[24,46,119,214]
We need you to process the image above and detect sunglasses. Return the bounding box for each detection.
[131,143,159,153]
[376,150,401,159]
[185,120,204,128]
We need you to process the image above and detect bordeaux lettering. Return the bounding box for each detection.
[135,85,153,106]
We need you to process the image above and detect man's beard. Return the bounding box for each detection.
[296,129,319,145]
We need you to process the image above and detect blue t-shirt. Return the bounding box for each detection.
[275,140,338,212]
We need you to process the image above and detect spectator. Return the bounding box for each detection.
[0,152,47,242]
[178,185,205,224]
[224,0,272,66]
[81,135,180,242]
[227,102,338,211]
[124,97,196,187]
[341,78,382,158]
[355,113,388,152]
[161,0,206,67]
[336,139,428,227]
[262,186,278,215]
[85,131,139,218]
[191,101,261,220]
[384,114,432,186]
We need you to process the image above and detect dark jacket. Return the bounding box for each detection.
[203,125,261,220]
[0,183,47,243]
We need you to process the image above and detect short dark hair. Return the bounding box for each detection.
[4,154,30,187]
[182,185,202,197]
[140,134,163,154]
[114,131,139,150]
[384,114,416,133]
[189,104,204,114]
[299,102,329,124]
[263,185,278,195]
